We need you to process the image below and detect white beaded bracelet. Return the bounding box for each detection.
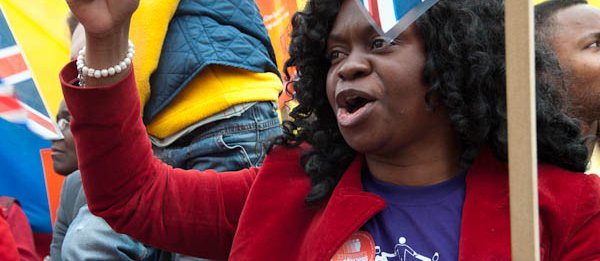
[76,40,135,86]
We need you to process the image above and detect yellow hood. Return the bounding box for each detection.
[130,0,180,110]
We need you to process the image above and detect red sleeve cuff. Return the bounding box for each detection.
[59,60,135,90]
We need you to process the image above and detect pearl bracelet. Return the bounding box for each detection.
[76,40,135,86]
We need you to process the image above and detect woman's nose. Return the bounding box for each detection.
[337,52,371,81]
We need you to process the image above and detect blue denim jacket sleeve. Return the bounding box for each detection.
[60,205,155,260]
[50,171,155,261]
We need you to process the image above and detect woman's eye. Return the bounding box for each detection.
[371,38,394,50]
[588,41,600,48]
[327,50,346,62]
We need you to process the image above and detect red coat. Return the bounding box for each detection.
[0,216,19,261]
[61,62,600,260]
[0,198,39,261]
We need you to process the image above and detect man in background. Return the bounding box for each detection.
[535,0,600,174]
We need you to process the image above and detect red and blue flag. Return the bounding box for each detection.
[356,0,439,39]
[0,12,60,140]
[0,9,58,235]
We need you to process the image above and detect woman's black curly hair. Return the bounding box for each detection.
[277,0,588,205]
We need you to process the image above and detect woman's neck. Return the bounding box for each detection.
[365,138,463,187]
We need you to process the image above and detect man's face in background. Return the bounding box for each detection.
[550,4,600,126]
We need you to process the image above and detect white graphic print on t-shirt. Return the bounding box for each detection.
[375,236,439,261]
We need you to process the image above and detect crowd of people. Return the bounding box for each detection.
[2,0,599,260]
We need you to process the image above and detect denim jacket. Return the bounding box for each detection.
[50,171,156,261]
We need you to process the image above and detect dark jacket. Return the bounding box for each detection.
[49,171,86,260]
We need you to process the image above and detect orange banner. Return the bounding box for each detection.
[40,148,64,226]
[256,0,297,75]
[256,0,302,112]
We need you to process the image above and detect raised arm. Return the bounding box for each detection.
[60,56,258,258]
[61,1,258,258]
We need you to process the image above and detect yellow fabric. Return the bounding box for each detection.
[130,0,282,138]
[296,0,308,9]
[587,143,600,175]
[129,0,180,110]
[535,0,600,6]
[0,0,70,116]
[146,65,282,138]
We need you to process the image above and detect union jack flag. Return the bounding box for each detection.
[357,0,438,39]
[0,11,60,140]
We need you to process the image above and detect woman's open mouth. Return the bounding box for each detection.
[335,90,376,127]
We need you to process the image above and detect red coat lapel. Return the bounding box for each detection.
[302,154,386,260]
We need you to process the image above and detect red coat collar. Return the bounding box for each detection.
[303,147,513,260]
[233,146,512,260]
[302,154,386,259]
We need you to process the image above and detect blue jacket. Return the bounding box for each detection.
[144,0,280,124]
[50,171,156,260]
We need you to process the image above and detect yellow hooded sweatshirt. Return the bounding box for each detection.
[130,0,282,139]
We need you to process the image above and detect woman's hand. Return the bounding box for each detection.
[66,0,139,38]
[66,0,139,86]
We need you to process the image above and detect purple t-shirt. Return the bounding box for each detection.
[362,170,466,261]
